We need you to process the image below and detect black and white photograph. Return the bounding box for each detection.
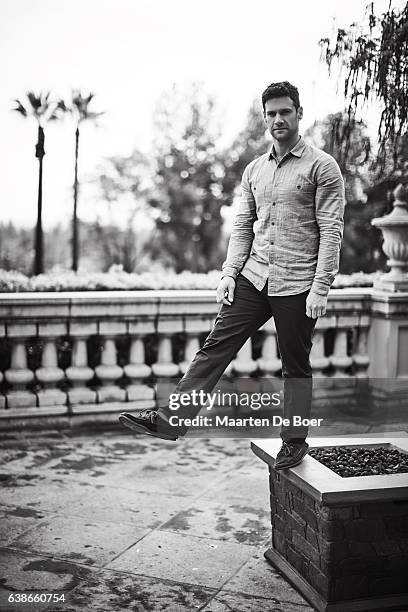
[1,0,408,610]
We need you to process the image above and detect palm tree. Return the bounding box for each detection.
[13,92,61,274]
[62,91,104,271]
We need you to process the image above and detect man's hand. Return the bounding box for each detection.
[216,276,236,306]
[306,292,327,318]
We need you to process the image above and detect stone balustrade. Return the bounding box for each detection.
[0,287,380,423]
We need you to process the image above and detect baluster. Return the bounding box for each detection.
[257,319,281,375]
[4,324,36,408]
[152,318,182,380]
[330,327,353,377]
[35,324,66,406]
[310,329,330,375]
[152,318,182,410]
[0,369,4,410]
[95,321,126,403]
[310,320,333,399]
[125,320,154,402]
[352,315,370,378]
[179,316,212,375]
[0,324,5,409]
[232,338,257,376]
[66,322,97,406]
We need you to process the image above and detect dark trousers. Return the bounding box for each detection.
[158,274,317,441]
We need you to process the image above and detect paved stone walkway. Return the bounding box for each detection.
[0,428,314,612]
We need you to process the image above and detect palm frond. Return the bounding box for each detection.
[26,91,42,110]
[71,89,103,122]
[13,91,64,124]
[12,99,27,116]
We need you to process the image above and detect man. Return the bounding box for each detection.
[119,81,345,469]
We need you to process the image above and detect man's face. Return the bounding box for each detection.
[263,96,303,142]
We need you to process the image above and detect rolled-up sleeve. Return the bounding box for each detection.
[221,163,257,279]
[310,156,345,296]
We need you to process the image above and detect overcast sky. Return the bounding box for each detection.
[0,0,398,228]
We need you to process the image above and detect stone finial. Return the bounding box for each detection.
[371,182,408,291]
[393,183,407,206]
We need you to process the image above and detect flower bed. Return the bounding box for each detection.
[0,268,382,292]
[309,446,408,477]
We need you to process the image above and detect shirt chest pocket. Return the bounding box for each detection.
[250,179,269,211]
[289,174,316,195]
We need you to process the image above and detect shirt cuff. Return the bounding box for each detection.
[221,265,239,280]
[310,282,329,297]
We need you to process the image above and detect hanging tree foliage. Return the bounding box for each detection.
[319,1,408,168]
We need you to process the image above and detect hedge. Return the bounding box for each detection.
[0,268,382,293]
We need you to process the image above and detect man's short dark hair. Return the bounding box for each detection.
[261,81,300,111]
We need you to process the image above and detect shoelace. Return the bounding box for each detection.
[283,442,295,456]
[138,408,157,423]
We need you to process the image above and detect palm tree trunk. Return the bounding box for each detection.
[34,125,45,275]
[72,126,80,271]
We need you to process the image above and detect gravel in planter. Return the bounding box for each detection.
[309,446,408,477]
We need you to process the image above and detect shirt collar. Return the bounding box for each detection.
[268,136,306,160]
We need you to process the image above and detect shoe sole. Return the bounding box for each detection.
[274,448,309,470]
[119,414,178,441]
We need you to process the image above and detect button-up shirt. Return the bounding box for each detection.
[221,137,345,297]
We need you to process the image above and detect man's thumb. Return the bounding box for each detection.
[228,285,235,302]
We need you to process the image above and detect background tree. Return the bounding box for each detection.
[319,1,408,169]
[305,112,382,272]
[149,83,226,273]
[90,149,154,272]
[13,91,61,274]
[221,99,269,208]
[60,91,104,271]
[0,222,34,273]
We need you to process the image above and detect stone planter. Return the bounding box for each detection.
[251,435,408,612]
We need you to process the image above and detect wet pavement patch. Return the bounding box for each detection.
[44,570,216,612]
[0,473,41,487]
[160,501,270,546]
[4,506,44,518]
[50,455,118,476]
[21,558,92,592]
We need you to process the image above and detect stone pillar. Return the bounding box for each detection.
[369,182,408,398]
[368,294,408,379]
[4,324,36,408]
[35,323,66,406]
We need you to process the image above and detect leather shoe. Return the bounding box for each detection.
[119,409,178,441]
[275,441,309,470]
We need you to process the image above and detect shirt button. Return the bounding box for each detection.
[273,202,276,206]
[272,222,275,225]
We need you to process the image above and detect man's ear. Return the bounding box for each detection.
[263,111,267,125]
[297,106,303,120]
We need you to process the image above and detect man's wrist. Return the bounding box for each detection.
[310,283,329,297]
[221,265,238,280]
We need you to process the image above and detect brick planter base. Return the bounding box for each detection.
[251,435,408,612]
